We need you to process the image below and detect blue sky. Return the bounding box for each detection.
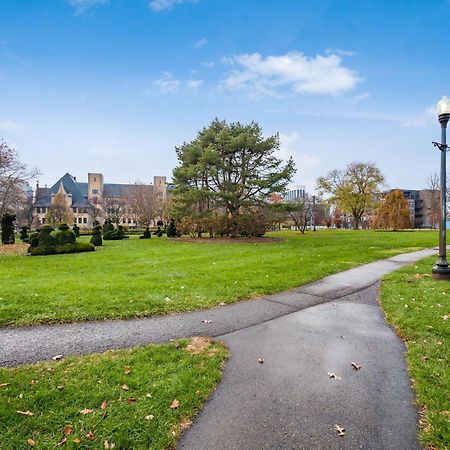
[0,0,449,192]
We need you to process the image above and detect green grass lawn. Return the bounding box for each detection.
[381,257,450,450]
[0,229,438,327]
[0,338,228,449]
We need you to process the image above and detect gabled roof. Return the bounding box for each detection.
[35,173,90,207]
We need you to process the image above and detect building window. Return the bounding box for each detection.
[94,177,96,182]
[83,217,87,224]
[78,217,82,224]
[92,189,98,195]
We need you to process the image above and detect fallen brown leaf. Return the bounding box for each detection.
[101,400,108,410]
[334,424,346,436]
[103,440,115,449]
[351,362,361,370]
[85,432,95,441]
[327,372,342,380]
[124,367,131,375]
[201,319,212,324]
[56,437,67,447]
[121,384,129,391]
[170,399,180,409]
[79,408,94,415]
[27,438,35,446]
[144,414,154,420]
[57,385,65,390]
[127,397,137,404]
[63,425,73,436]
[30,379,38,385]
[52,355,63,361]
[17,410,33,416]
[258,358,264,364]
[180,418,192,431]
[0,383,10,387]
[72,438,81,444]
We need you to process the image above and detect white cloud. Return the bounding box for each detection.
[148,0,198,12]
[67,0,108,14]
[221,51,361,97]
[0,120,23,131]
[187,79,203,89]
[194,38,208,49]
[153,73,180,94]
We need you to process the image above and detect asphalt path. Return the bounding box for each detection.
[1,248,435,449]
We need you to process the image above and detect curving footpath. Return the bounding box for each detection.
[1,248,436,449]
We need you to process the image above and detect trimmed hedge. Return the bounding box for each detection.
[28,224,95,256]
[90,225,103,246]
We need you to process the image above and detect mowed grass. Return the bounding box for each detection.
[0,338,229,449]
[0,229,438,327]
[381,257,450,450]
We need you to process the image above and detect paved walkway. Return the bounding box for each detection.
[1,248,435,449]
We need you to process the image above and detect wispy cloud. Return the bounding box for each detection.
[148,0,198,12]
[221,51,361,97]
[152,73,180,94]
[325,48,357,57]
[345,92,371,105]
[194,38,208,49]
[0,120,23,132]
[67,0,109,14]
[187,79,203,89]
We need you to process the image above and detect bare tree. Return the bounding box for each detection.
[426,172,440,228]
[86,196,105,227]
[0,140,39,219]
[16,193,37,227]
[283,196,314,234]
[126,183,159,227]
[103,195,125,226]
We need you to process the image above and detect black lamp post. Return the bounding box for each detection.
[432,95,450,280]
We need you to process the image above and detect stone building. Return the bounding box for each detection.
[34,173,167,228]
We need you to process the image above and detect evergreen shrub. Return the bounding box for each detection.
[19,226,29,242]
[90,225,103,246]
[1,213,16,244]
[166,220,177,238]
[72,224,80,237]
[139,227,151,239]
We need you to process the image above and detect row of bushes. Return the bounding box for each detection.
[177,213,266,238]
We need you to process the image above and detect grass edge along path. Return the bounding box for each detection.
[0,230,438,327]
[0,337,229,449]
[381,257,450,450]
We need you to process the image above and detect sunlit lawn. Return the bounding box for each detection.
[0,338,228,449]
[381,257,450,450]
[0,229,438,327]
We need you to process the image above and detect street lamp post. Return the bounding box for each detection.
[432,95,450,280]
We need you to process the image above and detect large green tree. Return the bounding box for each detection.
[173,119,295,226]
[317,162,385,229]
